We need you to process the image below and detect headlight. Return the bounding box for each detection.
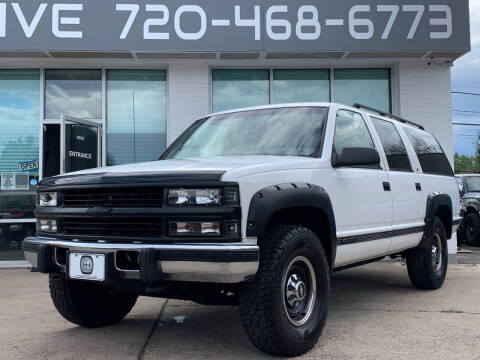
[169,221,221,236]
[37,219,57,233]
[39,192,57,207]
[168,188,221,206]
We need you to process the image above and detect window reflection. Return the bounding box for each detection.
[273,69,329,104]
[45,69,102,119]
[107,70,167,166]
[334,110,374,155]
[334,69,391,112]
[212,70,269,112]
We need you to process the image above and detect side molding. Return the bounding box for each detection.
[246,183,337,266]
[421,193,453,246]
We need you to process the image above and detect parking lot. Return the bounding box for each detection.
[0,261,479,360]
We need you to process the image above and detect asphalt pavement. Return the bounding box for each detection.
[1,262,479,360]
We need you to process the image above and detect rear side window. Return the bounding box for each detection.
[371,118,412,172]
[334,110,375,156]
[404,127,453,176]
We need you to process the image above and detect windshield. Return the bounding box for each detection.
[160,107,328,160]
[466,176,480,193]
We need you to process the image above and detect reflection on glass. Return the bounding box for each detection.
[334,69,391,112]
[0,69,39,258]
[371,118,412,172]
[405,127,453,176]
[107,70,167,166]
[162,107,328,159]
[45,69,102,119]
[212,70,269,112]
[334,110,374,155]
[273,69,330,104]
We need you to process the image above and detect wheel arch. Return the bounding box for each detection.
[246,183,337,269]
[424,193,453,241]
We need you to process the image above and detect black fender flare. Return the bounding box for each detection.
[246,183,337,267]
[421,192,453,247]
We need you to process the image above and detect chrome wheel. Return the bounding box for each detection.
[282,256,316,327]
[432,233,443,272]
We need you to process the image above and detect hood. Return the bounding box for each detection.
[40,156,317,188]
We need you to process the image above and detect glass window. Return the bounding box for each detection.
[466,176,480,193]
[334,110,375,156]
[161,107,328,159]
[212,70,269,113]
[273,69,330,104]
[404,127,454,176]
[107,70,167,166]
[334,69,391,112]
[45,69,102,119]
[0,69,39,258]
[371,118,412,172]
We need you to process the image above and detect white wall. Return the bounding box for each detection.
[167,62,210,146]
[397,62,453,163]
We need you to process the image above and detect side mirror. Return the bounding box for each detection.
[332,147,381,168]
[459,185,465,197]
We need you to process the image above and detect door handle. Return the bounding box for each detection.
[415,183,422,191]
[383,182,391,191]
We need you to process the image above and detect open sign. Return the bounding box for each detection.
[18,160,39,172]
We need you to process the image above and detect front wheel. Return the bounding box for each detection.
[406,217,448,290]
[464,213,480,247]
[239,225,330,357]
[49,273,138,327]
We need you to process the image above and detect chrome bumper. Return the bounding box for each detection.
[23,237,259,284]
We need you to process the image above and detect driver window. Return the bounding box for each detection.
[334,110,375,156]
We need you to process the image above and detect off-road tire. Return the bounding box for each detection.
[49,273,138,327]
[239,225,330,357]
[406,217,448,290]
[464,212,480,247]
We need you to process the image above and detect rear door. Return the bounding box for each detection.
[324,108,393,267]
[370,117,424,252]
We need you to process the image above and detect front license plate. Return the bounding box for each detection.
[69,253,105,281]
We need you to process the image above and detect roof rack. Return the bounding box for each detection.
[352,103,425,130]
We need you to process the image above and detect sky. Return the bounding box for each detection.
[452,1,480,156]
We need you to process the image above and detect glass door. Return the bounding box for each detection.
[61,115,102,174]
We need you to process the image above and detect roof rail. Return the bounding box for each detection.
[352,103,425,130]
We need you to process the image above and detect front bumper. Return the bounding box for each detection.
[23,237,259,284]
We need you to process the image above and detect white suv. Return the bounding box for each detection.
[24,103,461,356]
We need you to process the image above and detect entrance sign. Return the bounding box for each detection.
[65,124,98,173]
[0,0,470,52]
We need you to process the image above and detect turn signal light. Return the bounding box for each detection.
[37,219,58,233]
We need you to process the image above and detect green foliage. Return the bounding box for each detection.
[455,131,480,174]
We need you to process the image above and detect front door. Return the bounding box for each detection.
[324,108,393,267]
[42,115,102,177]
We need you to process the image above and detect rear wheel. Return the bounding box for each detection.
[464,212,480,247]
[239,225,330,356]
[49,273,138,327]
[406,217,448,290]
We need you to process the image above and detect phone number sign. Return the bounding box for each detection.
[0,0,470,52]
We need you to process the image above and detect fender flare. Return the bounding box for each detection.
[421,192,453,247]
[246,183,337,267]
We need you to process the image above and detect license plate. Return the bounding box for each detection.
[69,253,105,281]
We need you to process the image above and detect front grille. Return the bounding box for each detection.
[63,188,164,208]
[62,218,163,238]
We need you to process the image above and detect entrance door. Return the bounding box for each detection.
[61,115,101,174]
[42,115,102,178]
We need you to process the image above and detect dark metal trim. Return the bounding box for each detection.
[38,171,226,190]
[353,103,425,130]
[337,226,425,245]
[452,219,461,226]
[154,249,259,262]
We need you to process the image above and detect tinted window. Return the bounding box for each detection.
[334,110,375,156]
[45,69,102,119]
[405,127,453,176]
[162,107,327,159]
[371,118,412,172]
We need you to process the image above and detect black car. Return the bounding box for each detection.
[456,174,480,246]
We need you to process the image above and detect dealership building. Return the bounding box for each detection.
[0,0,471,262]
